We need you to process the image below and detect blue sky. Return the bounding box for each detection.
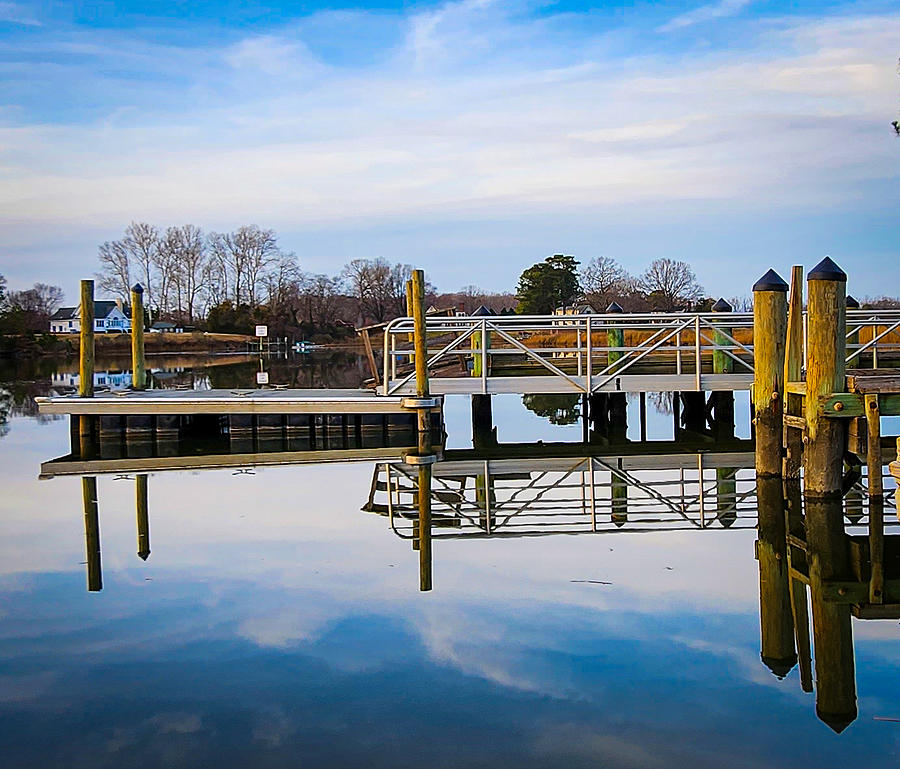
[0,0,897,300]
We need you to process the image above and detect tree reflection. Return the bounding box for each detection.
[521,394,581,425]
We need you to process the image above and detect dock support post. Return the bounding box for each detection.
[82,476,102,592]
[756,477,797,679]
[752,269,788,477]
[804,258,847,498]
[79,279,95,438]
[136,474,150,561]
[783,266,804,479]
[131,283,146,390]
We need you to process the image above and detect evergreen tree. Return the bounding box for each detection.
[516,254,580,314]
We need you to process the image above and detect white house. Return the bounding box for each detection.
[49,301,131,334]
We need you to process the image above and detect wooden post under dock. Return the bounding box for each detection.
[783,266,804,479]
[752,269,788,477]
[803,257,847,499]
[131,283,146,390]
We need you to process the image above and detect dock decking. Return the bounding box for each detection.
[36,388,438,416]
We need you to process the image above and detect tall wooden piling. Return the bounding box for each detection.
[78,280,96,439]
[136,473,150,561]
[804,258,846,498]
[131,283,146,390]
[783,266,804,479]
[79,279,95,398]
[752,270,788,477]
[82,476,102,592]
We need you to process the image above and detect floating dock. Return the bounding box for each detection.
[35,388,438,416]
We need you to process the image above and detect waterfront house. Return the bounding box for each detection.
[49,301,131,334]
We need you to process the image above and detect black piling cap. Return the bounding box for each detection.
[471,304,495,316]
[846,294,860,309]
[711,298,733,312]
[808,256,847,282]
[131,283,144,294]
[752,269,788,292]
[605,301,624,313]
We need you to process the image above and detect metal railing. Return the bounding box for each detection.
[381,309,900,396]
[382,311,756,395]
[845,309,900,368]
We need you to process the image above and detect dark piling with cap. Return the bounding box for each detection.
[753,270,788,477]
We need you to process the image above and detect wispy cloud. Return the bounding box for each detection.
[658,0,755,32]
[0,1,40,27]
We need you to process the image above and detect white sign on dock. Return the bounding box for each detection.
[255,325,268,337]
[256,371,269,385]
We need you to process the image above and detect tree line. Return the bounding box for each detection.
[4,225,899,344]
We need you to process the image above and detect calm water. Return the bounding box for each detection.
[1,354,899,768]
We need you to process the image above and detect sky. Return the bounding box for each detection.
[0,0,897,302]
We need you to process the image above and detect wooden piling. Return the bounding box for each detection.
[79,280,95,439]
[136,473,150,561]
[783,266,804,479]
[131,283,146,390]
[79,279,95,397]
[804,257,847,498]
[82,476,102,592]
[410,269,430,435]
[752,269,788,477]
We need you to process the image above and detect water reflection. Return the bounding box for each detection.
[53,427,900,736]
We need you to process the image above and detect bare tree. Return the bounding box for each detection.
[580,256,629,309]
[159,224,207,322]
[342,258,395,324]
[125,222,159,309]
[97,239,131,302]
[208,226,279,307]
[297,273,342,327]
[8,283,64,316]
[639,258,703,311]
[97,222,159,307]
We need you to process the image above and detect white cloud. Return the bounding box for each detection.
[658,0,755,32]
